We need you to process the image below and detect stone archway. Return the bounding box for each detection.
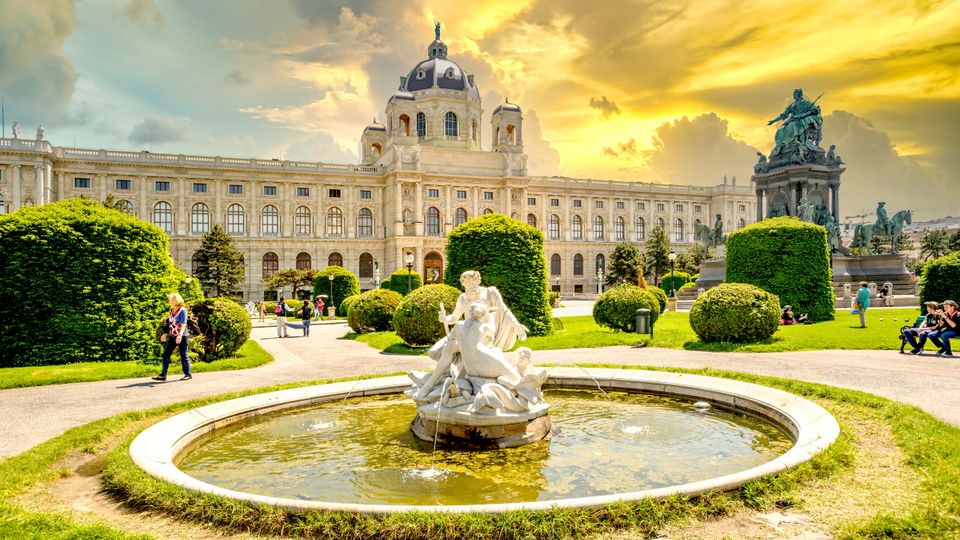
[424,251,443,284]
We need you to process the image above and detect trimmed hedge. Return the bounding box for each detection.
[347,289,403,333]
[0,199,181,366]
[383,269,423,296]
[919,251,960,311]
[593,284,661,332]
[660,271,692,295]
[647,286,669,313]
[340,294,361,316]
[313,266,360,314]
[726,217,835,322]
[445,214,552,336]
[689,283,780,343]
[394,284,462,346]
[186,298,252,362]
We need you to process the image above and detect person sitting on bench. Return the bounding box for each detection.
[904,301,942,355]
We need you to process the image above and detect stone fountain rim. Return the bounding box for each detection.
[128,367,839,515]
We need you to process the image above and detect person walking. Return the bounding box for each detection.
[152,293,192,381]
[853,281,870,328]
[929,300,959,358]
[276,297,290,338]
[316,297,325,321]
[257,301,265,322]
[301,301,313,337]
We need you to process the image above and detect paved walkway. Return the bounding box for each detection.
[1,322,957,458]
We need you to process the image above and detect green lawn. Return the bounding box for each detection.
[0,340,273,390]
[348,308,921,355]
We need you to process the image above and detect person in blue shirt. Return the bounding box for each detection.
[152,293,192,381]
[853,281,870,328]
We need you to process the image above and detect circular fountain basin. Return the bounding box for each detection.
[129,367,839,514]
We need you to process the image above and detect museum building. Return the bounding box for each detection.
[0,29,755,301]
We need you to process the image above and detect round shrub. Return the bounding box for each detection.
[186,297,252,362]
[445,214,552,336]
[313,266,360,314]
[347,289,403,333]
[726,217,834,322]
[919,251,960,311]
[262,301,277,314]
[647,286,668,313]
[593,284,661,332]
[0,199,181,367]
[340,294,361,317]
[394,284,462,346]
[689,283,780,343]
[660,271,692,295]
[383,269,423,296]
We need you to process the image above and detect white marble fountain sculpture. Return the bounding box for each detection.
[406,270,552,448]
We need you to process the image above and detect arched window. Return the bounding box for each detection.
[471,119,477,141]
[738,218,746,229]
[636,217,645,241]
[399,114,410,136]
[371,142,382,157]
[295,206,311,236]
[506,124,516,144]
[454,207,468,226]
[190,203,210,234]
[296,252,312,270]
[674,218,684,242]
[614,216,625,241]
[527,213,537,228]
[424,251,443,283]
[152,201,173,233]
[694,219,702,241]
[0,195,6,214]
[328,252,343,267]
[326,207,343,236]
[119,200,135,215]
[549,214,560,240]
[359,253,374,278]
[261,205,279,236]
[482,208,494,215]
[416,112,426,138]
[574,254,584,276]
[426,206,441,236]
[572,215,583,239]
[550,254,561,276]
[596,254,605,272]
[226,204,245,235]
[444,111,458,137]
[191,251,201,275]
[656,217,665,230]
[262,252,279,279]
[357,208,374,237]
[593,216,605,240]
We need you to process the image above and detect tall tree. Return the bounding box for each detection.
[605,242,646,287]
[264,268,317,299]
[194,225,245,298]
[948,230,960,253]
[893,232,914,254]
[643,225,671,286]
[920,229,949,260]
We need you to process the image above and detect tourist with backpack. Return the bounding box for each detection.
[276,297,290,338]
[301,301,313,337]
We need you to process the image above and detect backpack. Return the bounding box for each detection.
[274,305,282,314]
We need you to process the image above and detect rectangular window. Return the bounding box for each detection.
[595,200,604,209]
[550,198,560,207]
[637,202,645,211]
[115,179,131,190]
[297,187,310,197]
[228,184,244,194]
[675,204,684,212]
[192,183,208,193]
[739,204,746,212]
[694,204,702,213]
[74,177,91,189]
[328,188,342,198]
[360,190,372,200]
[263,185,277,196]
[457,190,467,199]
[428,188,440,198]
[616,201,625,209]
[527,197,536,206]
[574,284,584,294]
[656,202,665,212]
[483,191,494,201]
[573,199,582,208]
[155,181,170,192]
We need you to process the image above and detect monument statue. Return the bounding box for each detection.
[875,201,891,236]
[35,124,44,141]
[767,199,789,218]
[754,152,768,174]
[826,144,844,165]
[813,204,831,227]
[824,215,842,253]
[694,215,726,250]
[797,198,816,223]
[850,207,912,255]
[11,121,20,139]
[768,89,823,156]
[713,213,724,240]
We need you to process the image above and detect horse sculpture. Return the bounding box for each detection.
[850,209,912,255]
[694,222,724,250]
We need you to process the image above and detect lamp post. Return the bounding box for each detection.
[554,275,560,304]
[596,267,604,295]
[668,250,677,297]
[405,251,414,294]
[327,273,334,304]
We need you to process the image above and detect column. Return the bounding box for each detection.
[139,175,148,220]
[607,197,613,242]
[831,185,840,221]
[35,166,44,205]
[249,180,258,238]
[756,189,764,222]
[57,172,65,202]
[12,165,21,210]
[394,180,403,236]
[444,185,452,230]
[472,186,479,217]
[562,195,570,241]
[414,181,423,236]
[214,179,223,228]
[97,172,106,205]
[788,182,798,216]
[176,177,186,236]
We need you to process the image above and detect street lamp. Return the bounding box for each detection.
[554,275,560,303]
[668,250,677,297]
[327,274,334,306]
[405,251,414,294]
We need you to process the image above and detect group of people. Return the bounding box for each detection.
[903,300,960,357]
[273,297,329,338]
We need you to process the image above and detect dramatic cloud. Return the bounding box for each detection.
[128,115,190,145]
[283,132,357,164]
[603,139,639,159]
[647,113,759,185]
[123,0,163,25]
[590,96,621,118]
[221,70,250,86]
[523,110,561,177]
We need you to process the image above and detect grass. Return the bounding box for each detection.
[348,308,922,355]
[0,340,273,390]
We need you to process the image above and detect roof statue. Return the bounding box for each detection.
[435,21,441,40]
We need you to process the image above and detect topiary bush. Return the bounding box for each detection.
[726,217,834,322]
[689,283,780,343]
[186,297,252,362]
[383,269,423,296]
[445,214,552,336]
[593,284,661,332]
[347,289,403,333]
[313,266,360,315]
[340,294,361,316]
[0,199,181,367]
[919,251,960,311]
[393,284,462,346]
[647,286,668,313]
[659,271,692,295]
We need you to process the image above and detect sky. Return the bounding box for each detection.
[1,0,958,221]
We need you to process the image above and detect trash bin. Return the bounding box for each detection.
[635,308,653,336]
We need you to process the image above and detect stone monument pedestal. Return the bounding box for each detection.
[411,404,552,449]
[831,254,915,296]
[752,164,843,223]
